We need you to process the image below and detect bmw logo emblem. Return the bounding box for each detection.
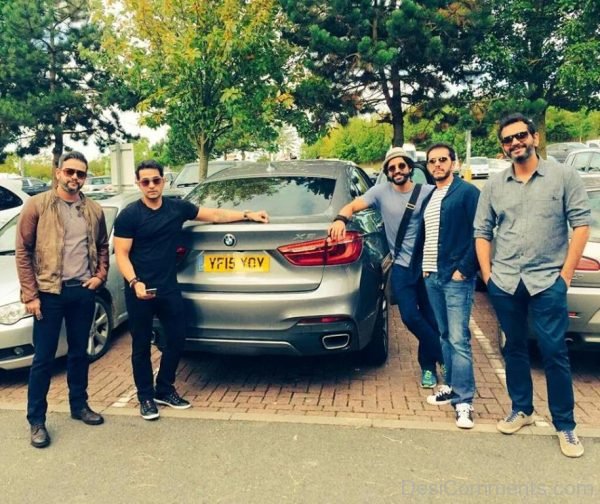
[223,233,237,247]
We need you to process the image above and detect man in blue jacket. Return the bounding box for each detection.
[421,143,480,429]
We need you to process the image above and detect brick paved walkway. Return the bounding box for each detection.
[1,293,599,430]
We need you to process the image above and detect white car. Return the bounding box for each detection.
[488,158,511,176]
[83,176,114,194]
[462,157,490,179]
[0,192,140,370]
[0,179,29,229]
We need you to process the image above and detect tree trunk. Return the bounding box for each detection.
[52,129,63,169]
[197,135,209,180]
[391,111,405,148]
[535,109,548,159]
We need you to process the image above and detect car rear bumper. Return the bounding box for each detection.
[564,286,600,346]
[153,281,379,357]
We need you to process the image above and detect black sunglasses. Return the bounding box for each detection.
[501,131,529,145]
[427,156,450,165]
[61,167,87,179]
[388,162,410,172]
[139,176,163,187]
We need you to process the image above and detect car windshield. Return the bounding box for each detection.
[174,161,236,186]
[0,214,17,254]
[471,158,487,165]
[187,176,336,217]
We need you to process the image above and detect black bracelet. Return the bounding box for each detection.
[128,277,140,288]
[333,214,349,224]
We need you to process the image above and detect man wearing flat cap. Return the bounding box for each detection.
[328,147,444,387]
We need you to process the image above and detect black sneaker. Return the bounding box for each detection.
[155,391,191,410]
[426,385,454,405]
[140,399,160,421]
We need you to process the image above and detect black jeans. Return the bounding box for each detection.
[391,264,443,372]
[27,286,96,425]
[487,277,575,431]
[125,289,186,401]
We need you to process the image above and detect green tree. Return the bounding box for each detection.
[281,0,490,147]
[95,0,293,180]
[0,0,138,167]
[474,0,600,153]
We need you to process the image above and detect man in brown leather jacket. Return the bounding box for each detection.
[15,151,109,448]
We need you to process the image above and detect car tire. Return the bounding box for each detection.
[87,296,113,362]
[360,293,390,366]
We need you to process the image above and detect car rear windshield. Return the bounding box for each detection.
[187,176,336,217]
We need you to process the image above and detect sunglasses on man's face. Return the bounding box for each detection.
[388,162,410,172]
[61,167,87,179]
[427,156,450,165]
[501,130,529,145]
[138,176,163,187]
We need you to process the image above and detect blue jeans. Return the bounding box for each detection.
[27,286,96,425]
[125,288,187,401]
[391,264,443,372]
[487,278,574,431]
[424,273,476,405]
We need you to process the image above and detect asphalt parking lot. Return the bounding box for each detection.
[1,292,599,433]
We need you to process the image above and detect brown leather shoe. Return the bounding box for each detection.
[71,405,104,425]
[30,424,51,448]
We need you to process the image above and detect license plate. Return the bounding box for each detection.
[199,253,270,273]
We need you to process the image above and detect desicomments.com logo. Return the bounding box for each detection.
[401,480,595,498]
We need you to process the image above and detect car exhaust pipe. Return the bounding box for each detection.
[322,334,350,350]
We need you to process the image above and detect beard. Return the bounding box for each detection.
[432,169,451,182]
[508,143,536,163]
[58,179,82,194]
[387,172,411,186]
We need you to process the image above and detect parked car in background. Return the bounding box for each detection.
[18,177,49,196]
[0,179,29,229]
[586,139,600,149]
[564,148,600,175]
[546,142,587,163]
[169,161,236,197]
[154,160,392,365]
[462,156,489,179]
[0,191,139,370]
[488,158,511,176]
[83,175,114,194]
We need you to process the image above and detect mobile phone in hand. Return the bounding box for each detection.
[146,288,157,295]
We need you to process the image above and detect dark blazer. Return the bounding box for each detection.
[422,176,480,283]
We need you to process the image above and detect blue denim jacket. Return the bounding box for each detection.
[422,176,480,283]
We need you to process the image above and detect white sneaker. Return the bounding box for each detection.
[455,403,474,429]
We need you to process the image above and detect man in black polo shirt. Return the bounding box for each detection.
[114,160,268,420]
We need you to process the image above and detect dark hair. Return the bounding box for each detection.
[136,159,164,178]
[426,143,456,162]
[58,151,88,170]
[497,113,537,140]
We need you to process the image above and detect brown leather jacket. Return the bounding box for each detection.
[15,189,109,303]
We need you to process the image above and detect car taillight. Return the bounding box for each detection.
[176,246,188,265]
[575,256,600,271]
[278,231,363,266]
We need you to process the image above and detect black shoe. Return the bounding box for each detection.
[30,424,50,448]
[155,391,191,410]
[71,405,104,425]
[140,399,160,421]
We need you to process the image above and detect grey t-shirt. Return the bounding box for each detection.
[58,198,91,282]
[362,183,434,267]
